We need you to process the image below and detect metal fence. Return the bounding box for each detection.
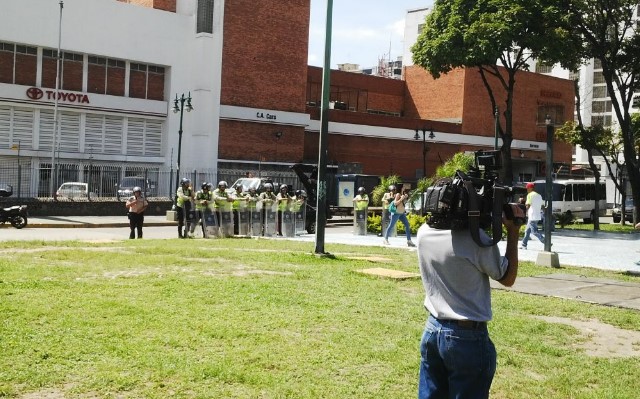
[0,160,303,199]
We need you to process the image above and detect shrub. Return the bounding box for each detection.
[555,212,574,228]
[367,212,427,235]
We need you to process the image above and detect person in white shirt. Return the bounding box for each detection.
[520,182,544,249]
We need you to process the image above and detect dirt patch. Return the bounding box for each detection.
[0,246,128,254]
[535,316,640,358]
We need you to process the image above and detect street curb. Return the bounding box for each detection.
[0,222,178,229]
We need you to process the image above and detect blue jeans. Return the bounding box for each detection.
[384,212,412,240]
[419,315,496,399]
[522,219,544,247]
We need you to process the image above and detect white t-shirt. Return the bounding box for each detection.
[526,191,544,221]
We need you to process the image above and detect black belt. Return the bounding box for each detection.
[434,317,487,330]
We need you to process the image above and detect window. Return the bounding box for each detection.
[592,85,608,98]
[593,58,602,70]
[196,0,214,34]
[417,23,425,34]
[593,71,605,84]
[537,105,565,125]
[591,100,611,113]
[535,63,553,74]
[106,58,125,96]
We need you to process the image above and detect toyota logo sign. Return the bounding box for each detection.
[26,87,44,100]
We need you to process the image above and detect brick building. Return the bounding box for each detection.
[0,0,573,198]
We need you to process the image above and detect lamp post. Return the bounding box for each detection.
[172,92,193,207]
[544,115,554,252]
[414,127,435,179]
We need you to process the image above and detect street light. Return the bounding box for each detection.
[172,92,193,207]
[414,127,435,179]
[543,115,554,252]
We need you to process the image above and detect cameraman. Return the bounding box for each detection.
[415,203,524,399]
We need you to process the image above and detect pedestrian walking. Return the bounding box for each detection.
[383,186,415,247]
[125,186,148,239]
[520,182,544,249]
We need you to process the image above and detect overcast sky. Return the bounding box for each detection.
[307,1,433,69]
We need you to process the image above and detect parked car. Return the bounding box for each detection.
[117,176,156,200]
[56,182,95,199]
[612,198,635,223]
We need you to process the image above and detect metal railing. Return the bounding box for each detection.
[0,161,303,199]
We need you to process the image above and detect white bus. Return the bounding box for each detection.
[533,179,607,223]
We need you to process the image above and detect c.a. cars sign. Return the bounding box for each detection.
[26,87,90,104]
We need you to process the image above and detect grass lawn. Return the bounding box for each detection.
[1,238,639,398]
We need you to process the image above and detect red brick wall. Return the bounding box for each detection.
[221,0,310,112]
[147,69,164,100]
[106,64,125,97]
[129,69,146,99]
[15,53,37,86]
[0,50,12,84]
[219,120,305,163]
[61,59,83,91]
[41,56,57,89]
[118,0,176,12]
[404,66,465,121]
[87,64,106,94]
[307,66,406,113]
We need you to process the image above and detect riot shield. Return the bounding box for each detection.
[294,203,306,235]
[354,206,368,235]
[203,208,219,238]
[381,209,397,237]
[250,201,263,237]
[237,201,251,236]
[263,202,277,237]
[280,208,295,237]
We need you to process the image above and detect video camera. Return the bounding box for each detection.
[424,150,526,247]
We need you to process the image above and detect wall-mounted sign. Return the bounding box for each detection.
[256,111,277,121]
[26,87,90,104]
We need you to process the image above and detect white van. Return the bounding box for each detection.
[533,179,606,223]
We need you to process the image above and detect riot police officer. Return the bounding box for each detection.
[176,178,195,238]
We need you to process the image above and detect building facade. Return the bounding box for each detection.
[0,0,574,199]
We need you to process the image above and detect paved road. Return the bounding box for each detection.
[1,215,640,274]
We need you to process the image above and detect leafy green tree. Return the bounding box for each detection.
[412,0,580,184]
[561,0,640,223]
[371,175,402,206]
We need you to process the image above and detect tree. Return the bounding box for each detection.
[561,0,640,223]
[411,0,580,184]
[556,80,618,229]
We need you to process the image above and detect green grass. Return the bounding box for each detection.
[560,221,638,233]
[1,239,639,398]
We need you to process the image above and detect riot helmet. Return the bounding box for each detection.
[280,184,288,191]
[388,185,396,192]
[218,181,228,189]
[264,183,273,191]
[358,187,366,194]
[133,186,142,194]
[181,178,191,186]
[201,182,209,190]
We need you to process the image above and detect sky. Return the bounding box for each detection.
[307,1,433,69]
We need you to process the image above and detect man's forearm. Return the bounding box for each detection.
[499,228,519,287]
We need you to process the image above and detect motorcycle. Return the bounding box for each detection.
[0,184,28,229]
[0,205,28,229]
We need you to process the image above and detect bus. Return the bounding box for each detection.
[533,179,607,223]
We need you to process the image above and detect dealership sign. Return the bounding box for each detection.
[26,87,90,104]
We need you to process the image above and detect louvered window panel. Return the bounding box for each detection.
[0,107,10,150]
[127,118,144,155]
[85,114,104,154]
[104,116,123,154]
[58,112,80,152]
[39,110,54,151]
[145,120,162,156]
[12,108,34,150]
